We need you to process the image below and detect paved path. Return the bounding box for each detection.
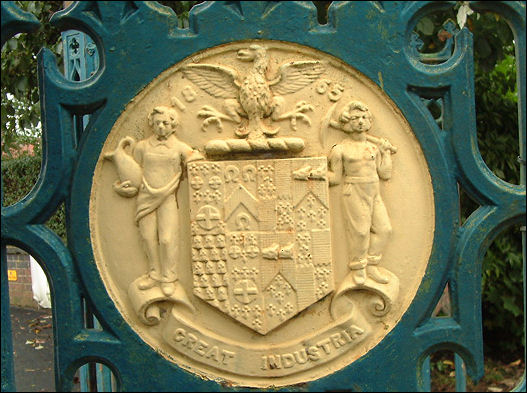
[9,306,55,392]
[9,306,83,392]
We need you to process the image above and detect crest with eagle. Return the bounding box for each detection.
[182,44,325,140]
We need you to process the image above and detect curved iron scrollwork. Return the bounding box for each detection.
[2,1,525,391]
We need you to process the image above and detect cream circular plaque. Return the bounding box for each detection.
[90,40,435,387]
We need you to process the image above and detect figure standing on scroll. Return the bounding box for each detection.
[105,106,203,297]
[326,101,396,285]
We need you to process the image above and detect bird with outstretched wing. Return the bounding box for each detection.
[181,45,325,139]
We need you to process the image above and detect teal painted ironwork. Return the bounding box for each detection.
[1,1,525,391]
[60,27,113,392]
[62,30,99,81]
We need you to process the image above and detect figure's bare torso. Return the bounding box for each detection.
[340,140,379,179]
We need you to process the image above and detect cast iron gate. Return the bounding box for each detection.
[2,1,525,391]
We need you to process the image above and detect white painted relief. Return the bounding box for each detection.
[182,44,324,154]
[91,41,435,388]
[323,101,400,319]
[188,157,332,334]
[104,106,203,324]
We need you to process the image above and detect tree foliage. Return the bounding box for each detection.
[1,1,63,155]
[1,153,67,240]
[475,51,522,357]
[414,5,522,357]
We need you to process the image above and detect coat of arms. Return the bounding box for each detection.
[92,40,434,387]
[188,157,332,334]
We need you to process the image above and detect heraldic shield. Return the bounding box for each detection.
[188,157,333,334]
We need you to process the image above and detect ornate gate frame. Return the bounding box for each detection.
[2,1,525,391]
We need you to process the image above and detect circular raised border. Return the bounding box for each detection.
[89,40,435,388]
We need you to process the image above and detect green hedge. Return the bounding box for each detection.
[472,54,524,358]
[2,153,66,241]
